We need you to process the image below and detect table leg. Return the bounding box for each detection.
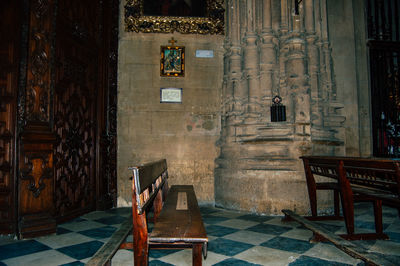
[192,243,202,266]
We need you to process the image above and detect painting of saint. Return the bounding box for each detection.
[164,49,182,73]
[144,0,206,17]
[161,46,185,77]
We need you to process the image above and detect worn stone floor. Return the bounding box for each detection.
[1,202,400,265]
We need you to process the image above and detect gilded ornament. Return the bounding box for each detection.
[124,0,224,35]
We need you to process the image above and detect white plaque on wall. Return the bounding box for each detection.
[195,50,214,58]
[160,88,182,103]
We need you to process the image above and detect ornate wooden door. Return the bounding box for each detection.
[0,0,21,235]
[0,0,118,238]
[53,0,116,222]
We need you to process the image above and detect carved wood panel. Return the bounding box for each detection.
[25,0,55,123]
[53,0,101,221]
[54,83,96,220]
[16,0,58,238]
[18,144,56,238]
[0,0,20,234]
[98,0,119,209]
[0,0,119,237]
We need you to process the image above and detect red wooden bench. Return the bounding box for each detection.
[301,156,400,240]
[130,159,208,266]
[301,156,342,221]
[86,159,208,266]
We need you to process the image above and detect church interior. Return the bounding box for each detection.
[1,0,400,265]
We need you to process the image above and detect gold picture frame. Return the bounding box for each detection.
[124,0,224,35]
[160,45,185,77]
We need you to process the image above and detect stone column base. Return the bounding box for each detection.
[215,167,335,216]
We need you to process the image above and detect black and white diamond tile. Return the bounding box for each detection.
[1,204,400,266]
[223,230,276,245]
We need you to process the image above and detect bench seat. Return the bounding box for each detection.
[150,185,207,244]
[130,159,208,266]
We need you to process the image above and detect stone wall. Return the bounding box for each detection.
[327,0,363,157]
[117,6,224,205]
[328,0,371,157]
[116,0,368,215]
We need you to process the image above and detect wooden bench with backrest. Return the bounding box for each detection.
[301,156,400,240]
[301,156,342,221]
[86,159,207,266]
[130,159,208,266]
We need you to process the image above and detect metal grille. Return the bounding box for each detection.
[368,0,400,157]
[367,0,400,42]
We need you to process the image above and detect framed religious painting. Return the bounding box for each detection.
[124,0,225,35]
[160,45,185,77]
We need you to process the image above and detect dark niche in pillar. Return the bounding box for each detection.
[271,95,286,122]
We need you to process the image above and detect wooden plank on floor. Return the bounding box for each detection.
[282,209,395,266]
[86,215,133,266]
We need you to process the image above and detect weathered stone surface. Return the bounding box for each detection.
[117,28,223,205]
[214,169,336,215]
[215,0,346,215]
[116,0,367,215]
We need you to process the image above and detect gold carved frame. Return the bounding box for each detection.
[124,0,224,34]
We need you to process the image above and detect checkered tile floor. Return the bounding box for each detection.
[1,203,400,265]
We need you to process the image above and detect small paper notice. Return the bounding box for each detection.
[160,88,182,103]
[195,50,214,58]
[176,192,188,210]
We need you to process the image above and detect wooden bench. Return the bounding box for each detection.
[301,156,343,221]
[301,156,400,240]
[86,159,207,266]
[130,159,208,266]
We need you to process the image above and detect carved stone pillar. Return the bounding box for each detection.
[216,0,345,215]
[285,36,311,144]
[243,0,260,113]
[260,0,275,108]
[311,0,345,154]
[244,34,260,112]
[280,0,289,33]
